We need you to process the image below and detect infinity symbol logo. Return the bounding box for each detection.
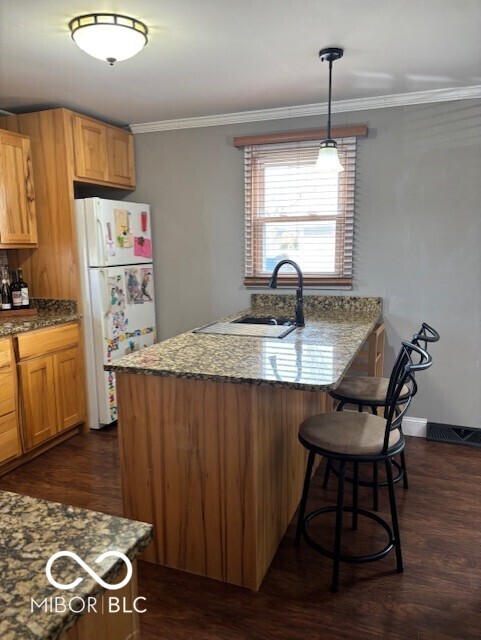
[46,551,133,591]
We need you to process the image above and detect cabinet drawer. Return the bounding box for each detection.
[0,412,21,463]
[0,368,15,417]
[0,337,12,368]
[16,323,79,361]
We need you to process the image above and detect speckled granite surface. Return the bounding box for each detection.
[0,490,152,640]
[252,293,382,314]
[30,299,77,314]
[105,295,382,391]
[0,299,79,337]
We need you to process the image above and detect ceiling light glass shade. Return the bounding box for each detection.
[69,14,148,64]
[316,141,344,173]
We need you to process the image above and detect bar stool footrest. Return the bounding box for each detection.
[303,506,395,564]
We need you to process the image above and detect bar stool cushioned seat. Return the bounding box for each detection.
[332,377,410,405]
[299,412,401,456]
[331,323,439,413]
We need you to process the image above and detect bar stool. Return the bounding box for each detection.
[326,323,440,508]
[295,341,432,592]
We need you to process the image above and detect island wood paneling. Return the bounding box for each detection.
[254,386,331,584]
[116,374,328,590]
[63,560,140,640]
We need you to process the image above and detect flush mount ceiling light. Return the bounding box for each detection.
[69,13,148,65]
[316,47,344,173]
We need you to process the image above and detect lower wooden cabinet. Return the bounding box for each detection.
[16,323,86,452]
[18,355,58,450]
[347,323,385,377]
[53,347,85,431]
[0,413,21,464]
[0,367,16,417]
[0,337,21,464]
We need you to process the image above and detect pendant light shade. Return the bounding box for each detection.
[316,141,345,173]
[69,14,148,65]
[316,47,344,173]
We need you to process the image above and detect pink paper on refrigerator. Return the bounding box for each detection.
[134,236,152,259]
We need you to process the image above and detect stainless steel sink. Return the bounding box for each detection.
[193,319,297,339]
[231,315,295,327]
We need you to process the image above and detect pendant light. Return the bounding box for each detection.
[316,47,344,173]
[69,14,148,65]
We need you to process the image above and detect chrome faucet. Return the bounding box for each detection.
[268,259,305,327]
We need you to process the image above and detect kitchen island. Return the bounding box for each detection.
[106,294,382,590]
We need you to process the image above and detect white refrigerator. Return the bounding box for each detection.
[75,198,157,429]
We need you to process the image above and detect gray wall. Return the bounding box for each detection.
[128,100,481,427]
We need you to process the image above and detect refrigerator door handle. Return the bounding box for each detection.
[99,268,111,318]
[96,217,108,265]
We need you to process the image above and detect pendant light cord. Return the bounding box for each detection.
[327,58,333,140]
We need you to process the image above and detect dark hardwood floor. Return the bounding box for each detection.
[1,429,480,640]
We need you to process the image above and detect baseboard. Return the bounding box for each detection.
[402,416,427,438]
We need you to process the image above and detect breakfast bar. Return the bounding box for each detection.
[106,294,382,590]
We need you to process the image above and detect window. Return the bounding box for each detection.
[237,129,364,287]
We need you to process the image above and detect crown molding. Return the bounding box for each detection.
[130,85,481,134]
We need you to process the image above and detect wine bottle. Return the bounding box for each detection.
[11,271,23,309]
[1,269,12,310]
[18,268,29,308]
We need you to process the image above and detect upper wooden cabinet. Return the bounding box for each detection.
[0,129,38,248]
[0,108,136,300]
[73,115,108,183]
[106,126,135,187]
[72,114,135,188]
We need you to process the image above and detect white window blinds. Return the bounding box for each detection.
[243,136,358,287]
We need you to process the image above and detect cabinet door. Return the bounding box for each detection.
[0,131,38,246]
[0,368,16,418]
[0,412,21,464]
[53,347,86,431]
[19,356,58,450]
[73,115,108,182]
[107,127,135,187]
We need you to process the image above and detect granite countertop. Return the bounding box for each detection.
[0,490,153,640]
[0,300,79,337]
[105,294,383,392]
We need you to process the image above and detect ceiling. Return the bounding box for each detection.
[1,0,480,127]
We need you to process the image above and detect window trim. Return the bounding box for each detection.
[238,126,367,288]
[233,124,368,148]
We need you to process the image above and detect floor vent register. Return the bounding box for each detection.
[426,422,481,449]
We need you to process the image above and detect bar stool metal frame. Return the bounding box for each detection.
[326,323,440,509]
[295,341,432,592]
